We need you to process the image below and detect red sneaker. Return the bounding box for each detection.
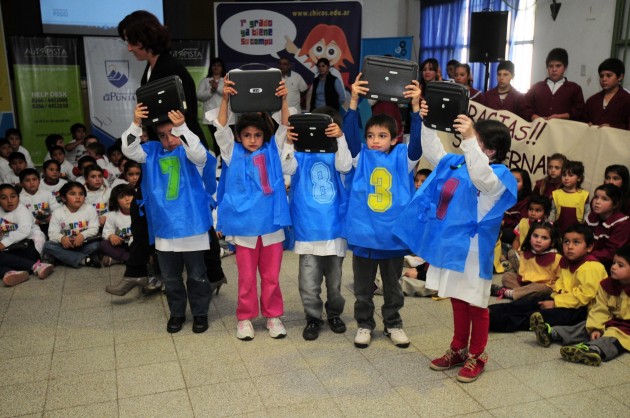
[430,347,468,371]
[457,352,488,383]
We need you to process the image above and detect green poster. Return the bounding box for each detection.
[11,37,84,165]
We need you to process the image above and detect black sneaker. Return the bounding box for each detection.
[302,321,320,341]
[328,317,347,333]
[490,284,503,297]
[84,255,101,268]
[167,316,186,333]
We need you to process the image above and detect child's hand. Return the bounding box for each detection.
[167,110,185,127]
[420,100,429,118]
[276,80,288,100]
[403,80,422,111]
[590,330,602,340]
[133,103,149,126]
[0,243,5,251]
[538,300,555,310]
[98,215,107,226]
[222,76,237,99]
[325,123,343,138]
[109,235,123,246]
[351,73,369,100]
[453,114,475,139]
[286,125,297,144]
[74,233,85,247]
[61,236,72,249]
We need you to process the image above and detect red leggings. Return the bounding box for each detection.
[450,298,489,356]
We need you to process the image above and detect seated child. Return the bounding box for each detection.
[604,164,630,215]
[502,168,532,244]
[43,134,65,162]
[511,195,551,252]
[283,105,352,341]
[84,165,111,226]
[43,182,101,268]
[0,184,54,286]
[50,145,75,180]
[212,77,291,341]
[584,58,630,130]
[493,221,561,301]
[73,155,98,184]
[110,160,141,189]
[99,184,132,266]
[0,139,12,181]
[550,160,590,233]
[38,160,68,199]
[489,224,607,332]
[19,168,60,239]
[344,75,423,349]
[85,141,108,169]
[106,145,124,184]
[534,153,567,199]
[65,123,87,165]
[523,48,584,121]
[530,246,630,367]
[5,128,35,168]
[414,168,431,189]
[586,184,630,270]
[3,152,27,185]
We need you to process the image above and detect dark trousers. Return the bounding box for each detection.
[0,240,40,276]
[124,190,153,278]
[353,255,404,330]
[156,250,211,318]
[204,227,226,283]
[489,296,588,332]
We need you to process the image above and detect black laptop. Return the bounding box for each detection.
[289,113,337,153]
[423,81,470,132]
[361,55,419,103]
[135,75,187,126]
[228,68,282,113]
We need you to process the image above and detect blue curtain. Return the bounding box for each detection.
[469,0,520,92]
[419,0,468,79]
[420,0,520,92]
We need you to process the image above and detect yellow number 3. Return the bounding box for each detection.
[368,167,392,212]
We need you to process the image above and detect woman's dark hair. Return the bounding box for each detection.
[118,10,170,55]
[510,168,532,200]
[59,181,86,199]
[45,134,64,150]
[474,119,511,163]
[235,113,272,143]
[593,183,623,209]
[108,184,135,211]
[455,63,473,86]
[366,113,398,141]
[521,221,561,253]
[208,57,226,77]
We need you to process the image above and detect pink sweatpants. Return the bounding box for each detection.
[235,238,284,320]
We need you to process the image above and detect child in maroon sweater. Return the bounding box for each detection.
[523,48,584,122]
[584,58,630,130]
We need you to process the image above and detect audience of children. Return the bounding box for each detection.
[549,160,590,233]
[533,153,566,199]
[99,184,133,267]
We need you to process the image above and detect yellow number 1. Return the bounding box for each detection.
[368,167,392,212]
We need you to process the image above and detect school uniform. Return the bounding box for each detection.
[585,211,630,269]
[86,185,111,219]
[501,249,561,300]
[584,88,630,130]
[479,86,526,119]
[551,189,590,232]
[523,78,585,121]
[99,210,132,262]
[0,204,42,276]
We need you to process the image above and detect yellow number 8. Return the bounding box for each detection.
[368,167,392,212]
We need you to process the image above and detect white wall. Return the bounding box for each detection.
[361,0,421,59]
[532,0,615,98]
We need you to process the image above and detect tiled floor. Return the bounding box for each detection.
[1,251,629,417]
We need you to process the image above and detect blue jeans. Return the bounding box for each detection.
[298,254,345,322]
[156,250,211,317]
[43,241,100,268]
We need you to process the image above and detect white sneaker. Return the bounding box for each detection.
[404,255,424,268]
[237,320,255,341]
[385,327,410,348]
[354,328,372,348]
[266,317,287,339]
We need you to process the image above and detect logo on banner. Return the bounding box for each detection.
[24,45,68,58]
[105,60,129,88]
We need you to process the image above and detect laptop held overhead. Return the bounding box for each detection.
[228,65,282,113]
[289,113,337,153]
[361,55,419,103]
[135,75,187,126]
[423,81,470,133]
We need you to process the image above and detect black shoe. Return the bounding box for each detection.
[167,316,186,333]
[490,284,503,297]
[328,317,347,334]
[192,316,209,334]
[302,321,320,341]
[84,255,101,268]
